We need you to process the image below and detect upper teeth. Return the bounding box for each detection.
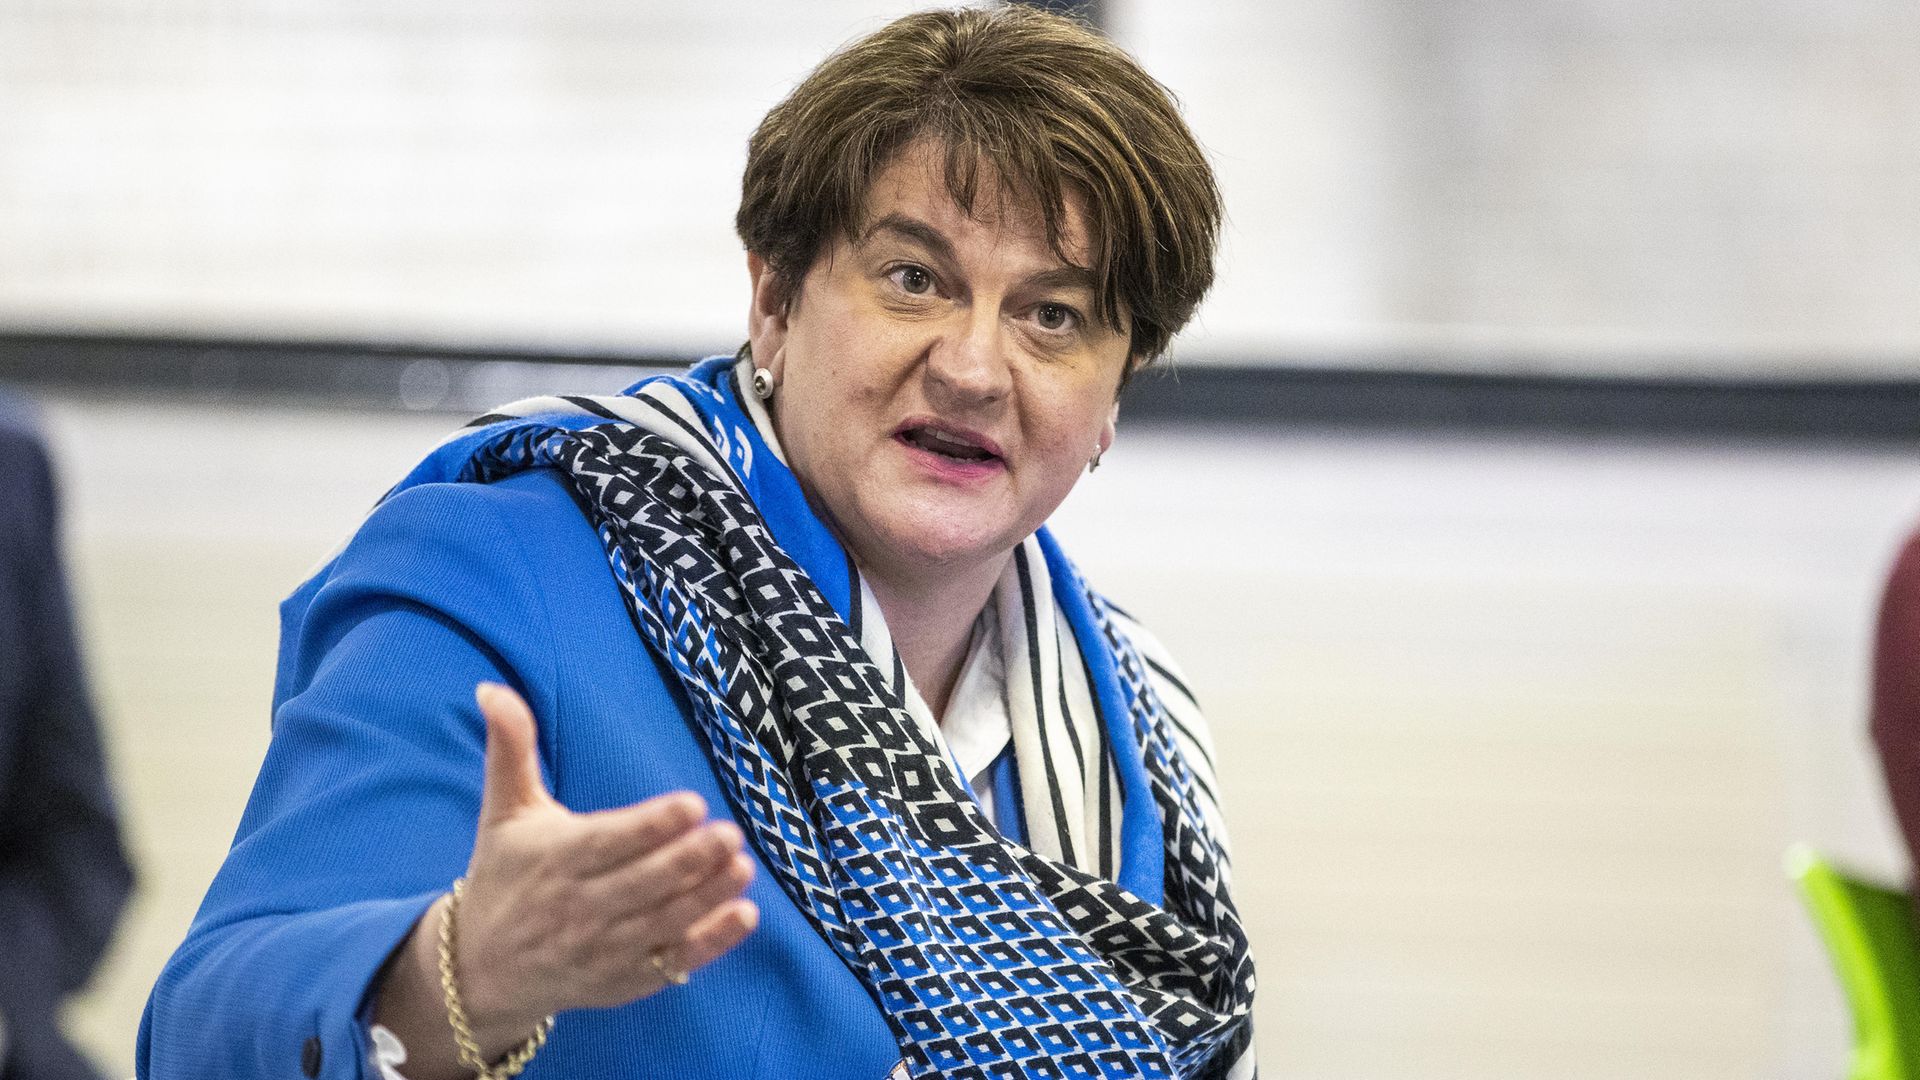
[914,429,986,457]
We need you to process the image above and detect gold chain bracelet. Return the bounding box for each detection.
[438,878,555,1080]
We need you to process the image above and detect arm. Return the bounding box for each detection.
[137,480,530,1080]
[137,477,752,1080]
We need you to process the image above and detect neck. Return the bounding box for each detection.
[865,555,1006,721]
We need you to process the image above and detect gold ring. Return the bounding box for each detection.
[648,949,690,986]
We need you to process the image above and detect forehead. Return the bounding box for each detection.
[855,140,1094,269]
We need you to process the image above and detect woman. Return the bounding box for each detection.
[139,8,1255,1079]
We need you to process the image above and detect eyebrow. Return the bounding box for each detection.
[861,212,1098,295]
[1026,265,1099,294]
[864,213,958,266]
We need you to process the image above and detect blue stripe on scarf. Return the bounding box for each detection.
[1035,528,1166,906]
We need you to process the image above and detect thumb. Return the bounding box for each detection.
[477,681,554,824]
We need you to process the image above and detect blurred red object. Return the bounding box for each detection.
[1872,528,1920,889]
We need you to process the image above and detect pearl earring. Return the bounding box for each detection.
[751,367,775,401]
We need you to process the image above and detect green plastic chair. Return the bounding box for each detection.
[1787,845,1920,1080]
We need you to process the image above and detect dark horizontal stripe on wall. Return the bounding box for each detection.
[2,330,1918,443]
[0,331,688,415]
[1120,362,1920,442]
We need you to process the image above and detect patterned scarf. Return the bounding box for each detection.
[392,356,1257,1078]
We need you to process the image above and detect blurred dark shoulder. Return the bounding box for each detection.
[0,390,57,521]
[0,386,41,435]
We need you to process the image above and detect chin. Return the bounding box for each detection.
[880,518,1016,576]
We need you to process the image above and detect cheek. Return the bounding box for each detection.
[790,304,892,395]
[1031,383,1113,454]
[1022,398,1107,494]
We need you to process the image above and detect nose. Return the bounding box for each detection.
[923,306,1013,407]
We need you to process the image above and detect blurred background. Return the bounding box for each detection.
[2,0,1919,1077]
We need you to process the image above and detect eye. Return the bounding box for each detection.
[890,264,934,295]
[1034,302,1079,332]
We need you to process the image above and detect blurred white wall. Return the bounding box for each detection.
[1124,0,1920,373]
[2,0,1916,374]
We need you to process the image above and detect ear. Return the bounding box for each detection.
[1097,402,1119,456]
[746,251,791,383]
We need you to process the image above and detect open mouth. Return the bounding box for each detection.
[897,425,1000,464]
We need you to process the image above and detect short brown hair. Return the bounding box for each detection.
[735,6,1221,368]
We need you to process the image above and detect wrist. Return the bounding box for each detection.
[434,896,543,1056]
[370,898,467,1080]
[439,879,555,1077]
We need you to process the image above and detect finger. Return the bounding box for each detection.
[627,852,754,946]
[570,791,708,876]
[594,820,744,907]
[477,681,554,824]
[670,898,760,976]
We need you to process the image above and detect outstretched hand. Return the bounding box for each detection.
[374,683,759,1077]
[460,682,760,1031]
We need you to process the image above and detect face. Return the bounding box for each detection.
[747,140,1131,591]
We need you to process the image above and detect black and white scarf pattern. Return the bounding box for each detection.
[397,357,1256,1078]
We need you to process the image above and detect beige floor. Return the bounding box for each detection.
[31,392,1920,1079]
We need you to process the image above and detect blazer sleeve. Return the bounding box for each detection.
[136,476,578,1080]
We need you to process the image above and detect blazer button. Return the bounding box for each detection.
[301,1035,323,1077]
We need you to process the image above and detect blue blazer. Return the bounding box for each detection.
[0,397,133,1080]
[138,469,903,1080]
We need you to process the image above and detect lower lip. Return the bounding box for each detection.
[895,434,1004,483]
